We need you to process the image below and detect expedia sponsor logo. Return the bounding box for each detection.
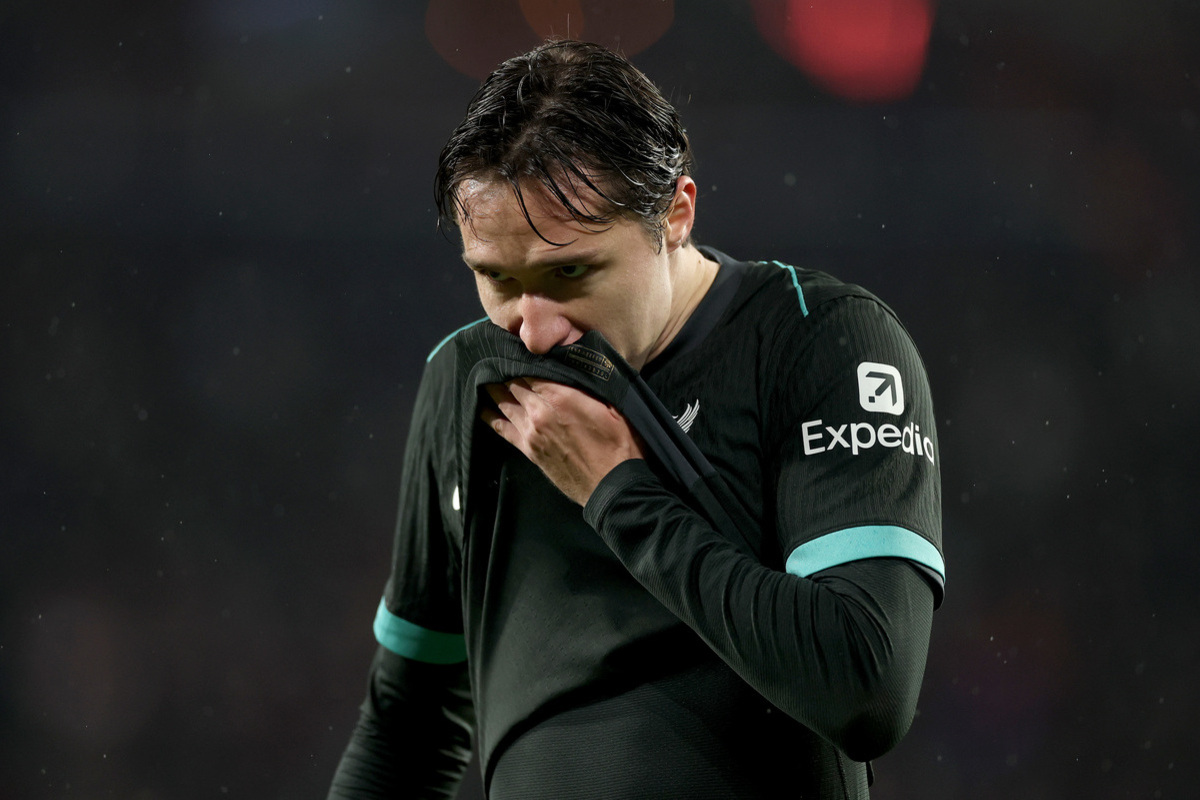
[801,419,935,465]
[563,344,614,381]
[857,362,904,416]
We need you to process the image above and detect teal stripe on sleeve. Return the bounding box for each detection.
[373,598,468,664]
[771,261,809,317]
[786,525,945,583]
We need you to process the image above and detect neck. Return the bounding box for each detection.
[643,244,719,367]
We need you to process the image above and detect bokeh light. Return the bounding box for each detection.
[426,0,673,79]
[752,0,934,103]
[519,0,587,40]
[425,0,540,81]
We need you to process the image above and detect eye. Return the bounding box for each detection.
[478,269,511,284]
[556,264,589,279]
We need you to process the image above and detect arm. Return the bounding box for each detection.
[328,647,474,799]
[584,462,933,762]
[329,350,475,796]
[584,297,941,761]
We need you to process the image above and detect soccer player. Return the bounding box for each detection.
[328,40,944,800]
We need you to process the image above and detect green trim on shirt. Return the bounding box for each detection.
[427,318,490,363]
[771,260,810,317]
[786,525,945,583]
[373,599,468,664]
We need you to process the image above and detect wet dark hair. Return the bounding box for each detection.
[434,40,694,249]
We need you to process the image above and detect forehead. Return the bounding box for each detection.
[456,176,606,231]
[456,176,626,260]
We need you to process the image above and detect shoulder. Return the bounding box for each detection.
[715,257,927,420]
[733,258,889,322]
[409,317,491,426]
[715,256,905,356]
[424,317,491,368]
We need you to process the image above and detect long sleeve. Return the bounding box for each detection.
[582,291,943,764]
[584,461,933,763]
[328,646,474,799]
[329,345,475,797]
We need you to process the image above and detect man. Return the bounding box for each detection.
[329,40,944,799]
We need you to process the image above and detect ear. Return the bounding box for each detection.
[662,176,698,253]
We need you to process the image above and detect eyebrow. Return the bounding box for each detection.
[462,249,603,273]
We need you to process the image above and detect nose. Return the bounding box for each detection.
[513,294,574,354]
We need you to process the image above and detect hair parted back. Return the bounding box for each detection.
[434,39,694,249]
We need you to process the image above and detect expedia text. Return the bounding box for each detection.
[801,419,935,465]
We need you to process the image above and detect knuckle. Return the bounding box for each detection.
[525,403,549,426]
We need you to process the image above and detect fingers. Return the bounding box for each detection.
[481,378,608,442]
[485,381,532,429]
[484,378,553,425]
[481,384,520,446]
[484,381,515,411]
[480,404,514,442]
[477,378,642,505]
[482,380,547,454]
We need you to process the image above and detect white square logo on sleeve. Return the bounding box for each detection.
[857,362,905,415]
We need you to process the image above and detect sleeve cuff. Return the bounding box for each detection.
[582,458,659,529]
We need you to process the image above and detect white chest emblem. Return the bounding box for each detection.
[674,400,700,434]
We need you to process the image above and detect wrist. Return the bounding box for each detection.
[583,458,656,524]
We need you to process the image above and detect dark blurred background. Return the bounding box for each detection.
[2,1,1197,797]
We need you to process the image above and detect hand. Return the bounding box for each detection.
[481,378,645,505]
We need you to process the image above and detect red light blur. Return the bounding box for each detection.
[752,0,935,103]
[426,0,674,80]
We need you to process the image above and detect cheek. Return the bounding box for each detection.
[610,269,670,341]
[474,280,508,323]
[630,267,672,319]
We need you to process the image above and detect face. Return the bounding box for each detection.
[456,176,691,369]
